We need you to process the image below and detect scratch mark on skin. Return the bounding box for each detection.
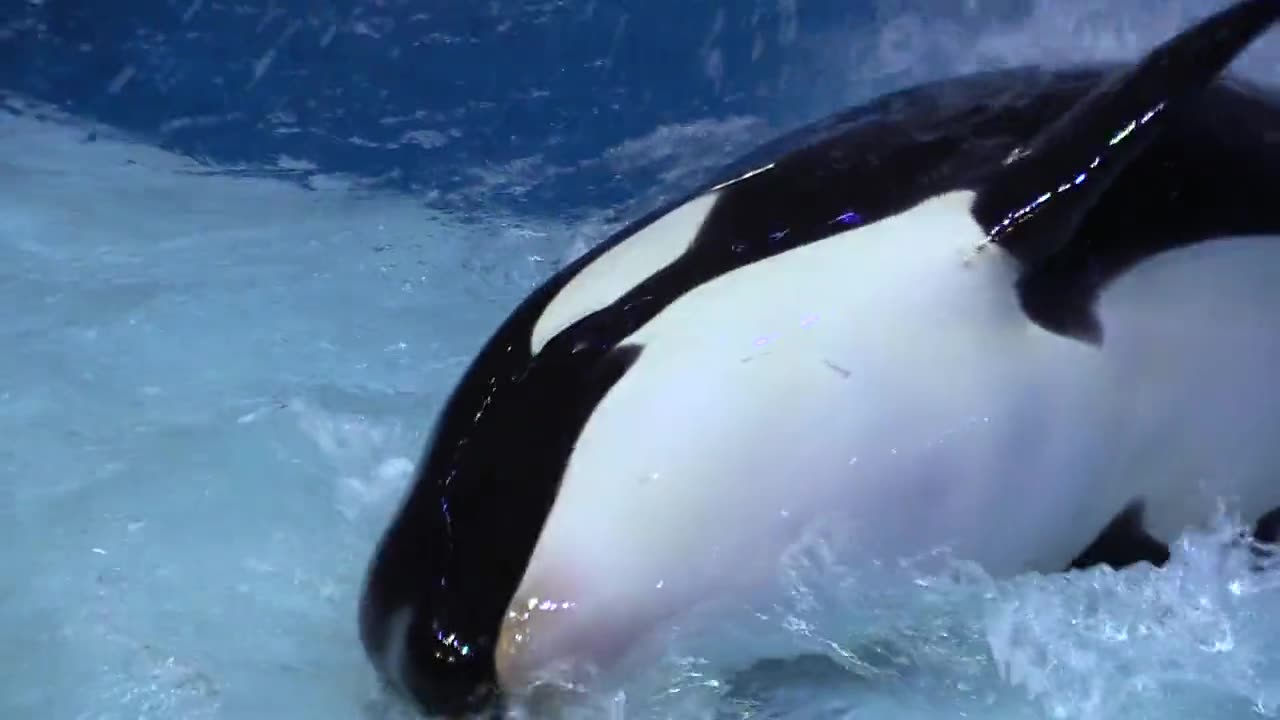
[823,359,852,378]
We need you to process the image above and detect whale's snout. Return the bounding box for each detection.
[357,520,507,718]
[360,595,503,717]
[493,571,656,699]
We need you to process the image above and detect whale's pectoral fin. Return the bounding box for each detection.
[1068,500,1171,571]
[976,0,1280,268]
[970,0,1280,340]
[1012,71,1280,345]
[1014,263,1105,344]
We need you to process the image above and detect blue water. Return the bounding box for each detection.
[4,1,1280,718]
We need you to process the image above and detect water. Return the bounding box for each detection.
[5,0,1280,718]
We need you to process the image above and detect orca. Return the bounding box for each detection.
[358,1,1280,715]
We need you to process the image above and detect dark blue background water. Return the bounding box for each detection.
[1,0,1029,218]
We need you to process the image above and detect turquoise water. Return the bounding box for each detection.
[5,1,1280,718]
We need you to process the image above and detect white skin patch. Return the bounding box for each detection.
[530,192,720,354]
[496,189,1280,693]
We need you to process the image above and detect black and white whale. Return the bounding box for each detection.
[359,0,1280,715]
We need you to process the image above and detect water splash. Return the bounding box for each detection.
[501,510,1280,720]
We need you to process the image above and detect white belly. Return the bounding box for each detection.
[496,190,1280,688]
[1089,235,1280,542]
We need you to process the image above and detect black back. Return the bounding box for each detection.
[358,3,1280,716]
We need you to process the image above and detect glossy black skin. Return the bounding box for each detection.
[358,2,1280,715]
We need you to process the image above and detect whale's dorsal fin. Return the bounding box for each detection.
[976,0,1280,270]
[971,0,1280,343]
